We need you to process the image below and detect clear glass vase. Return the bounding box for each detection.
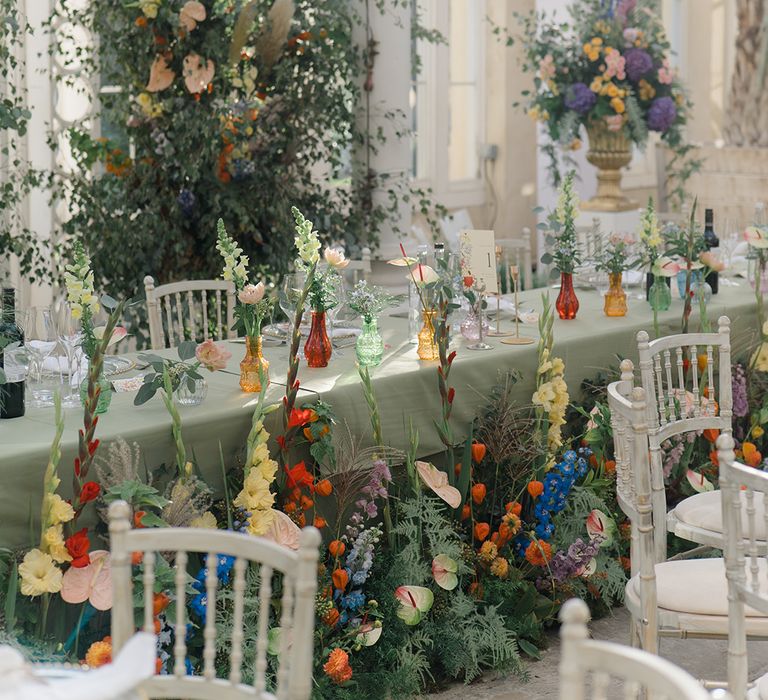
[175,377,208,406]
[676,269,703,299]
[79,363,113,415]
[460,304,490,341]
[356,316,384,367]
[603,273,628,317]
[240,335,269,392]
[648,275,671,311]
[748,254,768,293]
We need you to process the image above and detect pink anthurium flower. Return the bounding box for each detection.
[146,55,175,93]
[686,469,714,493]
[652,256,680,278]
[415,461,461,508]
[745,226,768,249]
[431,554,458,591]
[395,585,434,625]
[577,558,597,577]
[60,549,112,611]
[93,325,127,347]
[183,52,215,94]
[585,509,616,547]
[356,622,383,647]
[262,510,300,550]
[179,0,206,31]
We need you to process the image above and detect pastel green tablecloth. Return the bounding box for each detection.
[0,283,759,549]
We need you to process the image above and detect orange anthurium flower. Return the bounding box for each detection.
[474,522,490,541]
[471,442,487,464]
[527,481,544,498]
[743,442,762,467]
[703,429,720,444]
[332,567,349,591]
[471,483,487,505]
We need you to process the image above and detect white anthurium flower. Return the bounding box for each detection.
[745,226,768,249]
[92,326,127,347]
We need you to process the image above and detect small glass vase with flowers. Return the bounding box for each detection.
[347,280,403,367]
[594,232,635,317]
[215,219,274,392]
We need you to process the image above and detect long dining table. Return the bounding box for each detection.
[0,281,760,549]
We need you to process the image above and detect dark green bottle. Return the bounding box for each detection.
[0,288,25,418]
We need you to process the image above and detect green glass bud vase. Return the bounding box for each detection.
[356,316,384,367]
[79,363,113,415]
[648,275,671,311]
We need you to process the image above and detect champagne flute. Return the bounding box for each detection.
[24,307,58,407]
[54,300,84,407]
[278,272,306,337]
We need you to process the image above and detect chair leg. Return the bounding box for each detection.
[629,615,640,648]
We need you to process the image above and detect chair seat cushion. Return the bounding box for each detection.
[748,671,768,699]
[671,490,767,539]
[627,558,768,618]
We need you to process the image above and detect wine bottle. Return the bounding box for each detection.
[0,287,25,418]
[703,208,720,295]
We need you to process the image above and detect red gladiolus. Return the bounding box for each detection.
[66,528,91,568]
[285,461,314,491]
[447,387,455,404]
[276,435,287,450]
[288,408,315,428]
[88,439,100,456]
[74,458,81,477]
[447,351,457,365]
[79,481,100,504]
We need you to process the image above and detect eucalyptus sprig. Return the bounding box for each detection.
[133,341,204,406]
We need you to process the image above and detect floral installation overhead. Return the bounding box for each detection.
[513,0,699,205]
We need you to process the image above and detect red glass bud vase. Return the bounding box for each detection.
[555,272,579,320]
[304,310,332,368]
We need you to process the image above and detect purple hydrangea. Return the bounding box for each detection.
[564,82,597,115]
[732,363,748,418]
[624,48,653,81]
[647,96,677,132]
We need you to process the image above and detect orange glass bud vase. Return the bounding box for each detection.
[417,309,439,361]
[304,310,332,368]
[239,335,269,392]
[555,272,579,320]
[604,272,628,317]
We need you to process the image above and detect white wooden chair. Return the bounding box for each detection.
[144,276,236,350]
[608,380,768,658]
[108,500,321,700]
[343,247,371,285]
[559,598,718,700]
[718,433,768,700]
[636,317,733,561]
[496,228,533,291]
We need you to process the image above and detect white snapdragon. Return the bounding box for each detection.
[216,218,249,288]
[291,206,321,267]
[64,245,99,320]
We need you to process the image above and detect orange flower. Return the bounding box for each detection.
[328,540,345,558]
[474,522,490,541]
[709,450,719,468]
[131,551,143,565]
[135,16,148,27]
[314,516,327,529]
[454,463,462,477]
[134,511,146,528]
[703,429,720,444]
[471,483,487,505]
[505,501,522,516]
[468,581,483,599]
[297,513,306,528]
[332,567,349,591]
[604,460,616,474]
[323,648,353,684]
[525,540,552,567]
[153,592,170,616]
[471,442,487,464]
[316,479,333,497]
[85,637,112,668]
[461,503,471,521]
[743,442,762,468]
[527,481,544,498]
[697,354,708,374]
[300,496,314,511]
[589,454,598,469]
[620,556,631,571]
[284,501,297,514]
[323,607,340,627]
[154,618,161,634]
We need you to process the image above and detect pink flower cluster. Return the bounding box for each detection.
[195,339,232,372]
[603,48,626,81]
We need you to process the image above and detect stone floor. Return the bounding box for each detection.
[427,607,768,699]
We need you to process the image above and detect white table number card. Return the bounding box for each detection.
[459,229,498,294]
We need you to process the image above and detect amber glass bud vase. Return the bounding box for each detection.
[604,272,628,317]
[417,309,439,361]
[304,310,332,368]
[240,335,269,392]
[555,272,579,320]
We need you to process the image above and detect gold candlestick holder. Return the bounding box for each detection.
[502,265,534,346]
[487,245,512,338]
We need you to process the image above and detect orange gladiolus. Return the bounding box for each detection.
[474,522,490,541]
[703,429,720,444]
[527,481,544,498]
[471,442,487,464]
[314,516,327,529]
[328,540,345,558]
[332,567,349,591]
[471,483,487,505]
[316,479,333,497]
[743,442,762,468]
[461,503,471,521]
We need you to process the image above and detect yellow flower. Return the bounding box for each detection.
[752,342,768,372]
[19,549,63,597]
[478,541,498,563]
[606,83,619,98]
[46,493,75,526]
[189,511,217,529]
[43,525,72,564]
[551,357,565,375]
[610,97,626,114]
[532,382,555,412]
[234,470,274,512]
[247,508,275,536]
[754,426,765,439]
[490,557,509,579]
[591,37,603,46]
[139,0,160,18]
[638,79,656,101]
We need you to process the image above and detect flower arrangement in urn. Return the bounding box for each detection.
[517,0,693,210]
[541,171,582,320]
[215,219,273,391]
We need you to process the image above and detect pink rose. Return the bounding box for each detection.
[604,48,626,81]
[238,282,265,304]
[323,247,349,269]
[195,339,231,372]
[539,54,556,81]
[657,58,674,85]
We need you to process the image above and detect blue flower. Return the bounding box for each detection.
[560,461,575,477]
[536,522,554,540]
[190,592,207,618]
[341,591,365,611]
[185,658,195,676]
[216,554,235,583]
[563,450,577,464]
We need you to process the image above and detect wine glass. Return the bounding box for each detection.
[278,272,306,337]
[53,300,84,407]
[24,307,58,407]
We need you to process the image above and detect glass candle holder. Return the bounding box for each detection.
[175,377,208,406]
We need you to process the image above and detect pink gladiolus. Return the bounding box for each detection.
[195,339,231,372]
